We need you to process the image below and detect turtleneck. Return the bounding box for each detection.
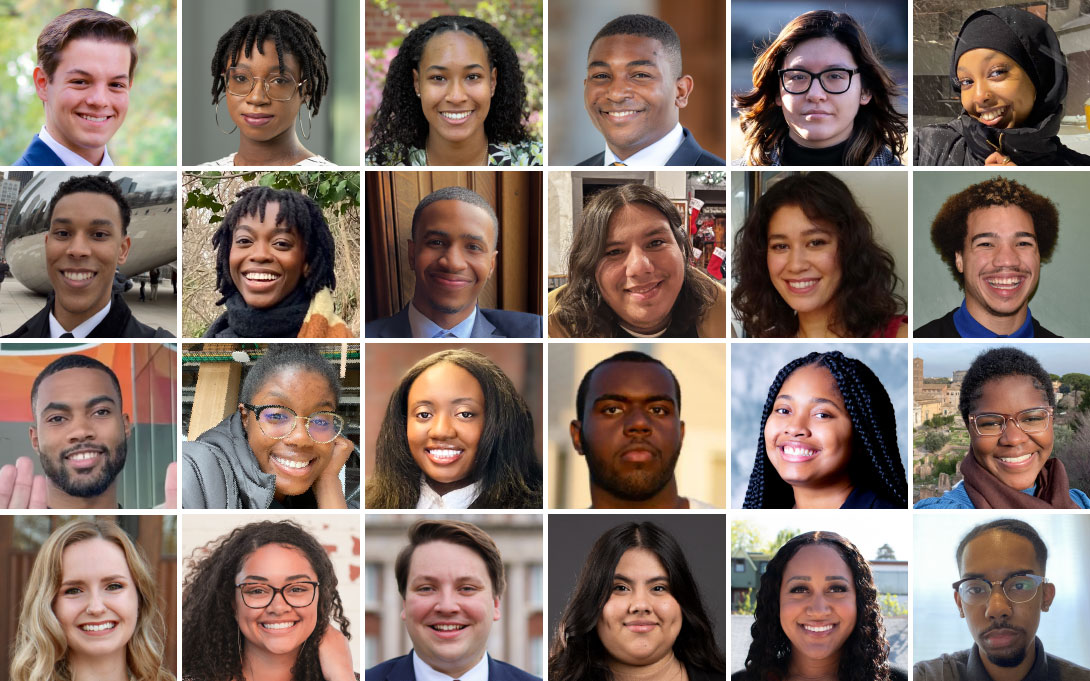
[781,137,850,165]
[608,652,688,681]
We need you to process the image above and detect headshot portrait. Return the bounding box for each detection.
[0,1,177,166]
[182,171,359,338]
[731,512,910,679]
[365,171,543,338]
[914,5,1090,166]
[365,515,543,680]
[365,2,543,166]
[548,0,726,165]
[731,171,908,338]
[0,343,177,510]
[0,515,176,681]
[731,0,907,166]
[913,343,1090,510]
[548,514,726,681]
[183,513,360,681]
[364,343,542,509]
[182,3,360,166]
[1,171,177,338]
[548,342,725,509]
[914,172,1090,338]
[913,514,1090,679]
[547,172,727,339]
[732,343,908,509]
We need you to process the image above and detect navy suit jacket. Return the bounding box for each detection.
[366,653,541,681]
[578,127,725,166]
[365,305,542,338]
[13,135,67,166]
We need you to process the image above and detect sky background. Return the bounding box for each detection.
[915,343,1090,379]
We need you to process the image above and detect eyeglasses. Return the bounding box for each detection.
[778,68,860,95]
[223,67,304,101]
[236,581,319,609]
[968,407,1052,437]
[952,574,1047,605]
[242,404,345,443]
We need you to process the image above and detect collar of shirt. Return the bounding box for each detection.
[968,638,1046,681]
[49,297,112,338]
[412,650,490,681]
[408,302,478,338]
[416,476,482,510]
[603,122,683,166]
[39,126,114,166]
[953,299,1035,338]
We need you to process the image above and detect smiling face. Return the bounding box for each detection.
[45,191,131,331]
[35,39,131,164]
[406,362,485,497]
[413,31,496,150]
[775,37,870,149]
[967,375,1053,491]
[402,540,501,678]
[766,204,842,322]
[240,367,337,501]
[594,202,685,335]
[779,544,857,667]
[956,204,1040,329]
[228,201,308,309]
[764,365,853,498]
[234,544,319,661]
[956,49,1036,129]
[597,548,682,667]
[584,34,690,160]
[224,40,305,145]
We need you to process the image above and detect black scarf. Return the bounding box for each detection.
[221,286,309,338]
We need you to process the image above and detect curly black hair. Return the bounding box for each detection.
[930,177,1059,289]
[211,186,336,305]
[743,351,906,508]
[958,347,1054,424]
[368,15,530,160]
[732,172,905,338]
[239,344,341,408]
[742,531,891,681]
[549,522,725,681]
[182,520,350,681]
[211,9,329,117]
[46,175,132,235]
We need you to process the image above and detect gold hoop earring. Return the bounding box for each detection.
[215,102,237,135]
[297,106,313,140]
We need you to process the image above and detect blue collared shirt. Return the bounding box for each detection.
[407,302,478,338]
[952,299,1036,338]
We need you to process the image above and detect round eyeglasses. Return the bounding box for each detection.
[778,68,860,95]
[952,574,1046,605]
[223,67,304,101]
[242,404,345,444]
[968,407,1052,437]
[236,581,319,609]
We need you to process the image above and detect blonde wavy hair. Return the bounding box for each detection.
[9,518,174,681]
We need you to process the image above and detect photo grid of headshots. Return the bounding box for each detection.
[0,1,1088,680]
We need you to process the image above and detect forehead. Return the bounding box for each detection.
[957,48,1018,72]
[408,540,491,581]
[782,36,857,69]
[237,543,315,579]
[960,529,1041,575]
[965,204,1035,238]
[232,39,301,73]
[606,202,673,240]
[777,364,843,401]
[55,38,132,72]
[37,367,120,405]
[782,543,851,579]
[61,537,131,579]
[53,191,122,223]
[420,30,490,66]
[237,201,288,229]
[767,204,836,238]
[587,361,677,402]
[588,34,670,68]
[616,547,667,575]
[252,366,335,403]
[408,362,484,401]
[416,199,497,244]
[972,374,1046,410]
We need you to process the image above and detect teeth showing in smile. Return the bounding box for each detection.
[428,449,462,460]
[79,114,109,122]
[803,624,833,633]
[986,277,1022,289]
[262,622,297,630]
[607,111,639,118]
[998,453,1033,464]
[245,272,280,281]
[271,454,309,470]
[627,282,659,294]
[441,112,471,120]
[979,108,1006,122]
[80,622,116,632]
[783,445,817,458]
[433,624,467,631]
[68,452,99,461]
[64,271,95,281]
[788,280,818,290]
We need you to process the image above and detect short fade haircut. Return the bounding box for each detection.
[931,177,1058,289]
[956,518,1048,573]
[31,354,123,415]
[37,8,138,81]
[589,14,683,78]
[410,186,500,248]
[46,175,132,235]
[575,350,682,422]
[959,347,1054,424]
[394,520,505,599]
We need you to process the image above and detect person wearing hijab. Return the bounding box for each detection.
[915,7,1090,166]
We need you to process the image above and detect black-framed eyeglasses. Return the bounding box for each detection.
[242,404,345,443]
[223,66,305,101]
[236,581,319,609]
[778,68,860,95]
[968,407,1052,437]
[952,573,1046,605]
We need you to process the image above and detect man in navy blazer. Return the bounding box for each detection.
[366,520,541,681]
[579,14,724,167]
[365,186,543,339]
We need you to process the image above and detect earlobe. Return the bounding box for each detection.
[412,69,420,98]
[860,89,872,105]
[570,421,585,455]
[1041,583,1055,611]
[117,235,132,266]
[493,596,501,621]
[955,251,964,274]
[33,66,49,102]
[674,75,694,109]
[28,425,39,452]
[490,67,497,98]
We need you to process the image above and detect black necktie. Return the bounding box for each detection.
[60,332,74,338]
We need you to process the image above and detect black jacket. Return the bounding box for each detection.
[914,116,1090,166]
[4,292,171,338]
[914,307,1060,338]
[579,127,725,166]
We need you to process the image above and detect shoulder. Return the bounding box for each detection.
[203,312,233,338]
[488,140,542,166]
[3,300,50,338]
[914,483,974,509]
[365,654,413,680]
[14,135,65,166]
[480,308,543,337]
[577,151,605,166]
[914,121,972,166]
[914,309,959,338]
[731,670,754,681]
[1032,318,1062,338]
[488,657,541,681]
[546,286,574,338]
[869,146,903,166]
[181,439,234,509]
[913,650,971,681]
[1069,488,1090,508]
[672,128,726,165]
[365,307,411,338]
[1047,652,1090,677]
[697,280,728,338]
[200,154,236,166]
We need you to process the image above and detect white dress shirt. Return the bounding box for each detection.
[412,650,490,681]
[49,298,112,338]
[39,126,114,166]
[416,478,483,510]
[602,122,684,166]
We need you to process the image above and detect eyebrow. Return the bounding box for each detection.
[783,61,854,70]
[959,569,1036,580]
[593,393,676,405]
[60,573,129,586]
[41,395,118,414]
[785,575,850,583]
[425,63,486,72]
[969,231,1036,243]
[52,217,117,227]
[774,394,843,409]
[421,228,487,245]
[240,574,313,582]
[603,225,673,249]
[767,226,833,239]
[64,68,129,82]
[411,397,482,408]
[234,223,297,236]
[588,59,660,70]
[613,572,669,583]
[260,391,335,410]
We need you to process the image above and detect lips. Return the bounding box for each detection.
[784,278,820,293]
[60,269,98,289]
[260,620,300,631]
[994,451,1038,469]
[625,280,663,301]
[601,108,646,122]
[76,113,112,124]
[618,441,660,464]
[78,620,118,634]
[778,441,819,463]
[429,622,469,638]
[982,272,1029,299]
[623,620,659,633]
[426,270,474,289]
[800,622,837,636]
[241,113,274,127]
[269,453,314,476]
[62,444,108,470]
[241,270,282,291]
[425,446,465,465]
[439,111,473,124]
[982,625,1023,649]
[976,105,1009,127]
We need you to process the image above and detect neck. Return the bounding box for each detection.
[53,295,110,332]
[590,478,687,509]
[965,299,1029,336]
[68,649,128,681]
[796,308,841,338]
[425,130,489,166]
[424,650,486,679]
[235,127,310,166]
[791,479,853,509]
[787,651,841,681]
[427,475,475,497]
[978,641,1036,681]
[415,297,474,330]
[44,123,105,165]
[621,315,671,336]
[49,482,118,509]
[243,642,298,681]
[609,650,684,681]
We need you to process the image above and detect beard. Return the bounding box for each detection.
[38,438,128,499]
[582,431,681,501]
[985,648,1028,668]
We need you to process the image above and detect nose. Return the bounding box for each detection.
[805,81,827,102]
[997,417,1029,446]
[606,76,632,102]
[65,231,92,258]
[84,590,107,615]
[807,591,833,615]
[784,411,811,438]
[246,77,271,104]
[438,245,466,271]
[786,245,808,272]
[445,77,467,104]
[83,81,111,107]
[67,414,96,443]
[992,241,1019,268]
[627,587,651,614]
[282,415,312,447]
[429,411,457,440]
[265,589,292,614]
[623,408,652,437]
[247,239,274,263]
[434,586,460,614]
[624,248,653,278]
[984,584,1013,620]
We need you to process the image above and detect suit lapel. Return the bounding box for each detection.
[471,309,499,338]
